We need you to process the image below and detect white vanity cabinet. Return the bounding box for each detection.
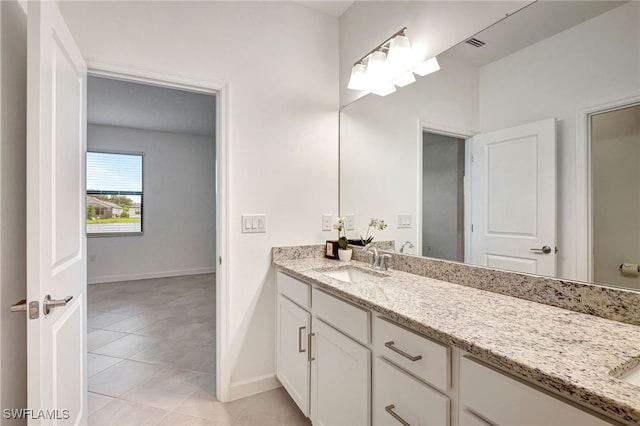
[311,317,371,425]
[276,272,372,425]
[372,315,452,426]
[276,273,312,416]
[276,294,311,416]
[373,357,450,426]
[310,287,372,424]
[276,270,619,426]
[459,356,614,426]
[373,316,450,392]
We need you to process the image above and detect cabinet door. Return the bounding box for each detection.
[311,318,371,426]
[277,295,311,417]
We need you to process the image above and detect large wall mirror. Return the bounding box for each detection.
[339,1,640,291]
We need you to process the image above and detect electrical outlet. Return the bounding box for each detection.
[242,214,267,233]
[322,214,333,231]
[344,214,355,231]
[397,214,412,229]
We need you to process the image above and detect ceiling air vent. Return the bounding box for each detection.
[465,38,485,47]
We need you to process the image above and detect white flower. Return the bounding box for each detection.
[368,218,387,231]
[333,217,345,232]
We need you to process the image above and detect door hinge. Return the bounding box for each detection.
[471,224,474,232]
[219,256,222,265]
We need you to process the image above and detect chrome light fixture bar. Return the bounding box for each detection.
[347,27,440,96]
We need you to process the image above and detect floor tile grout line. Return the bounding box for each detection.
[89,349,216,376]
[88,275,220,424]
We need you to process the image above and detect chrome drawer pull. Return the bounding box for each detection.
[385,404,413,426]
[298,326,306,353]
[308,333,316,362]
[298,326,307,353]
[385,341,422,361]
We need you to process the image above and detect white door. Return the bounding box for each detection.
[27,1,87,424]
[470,118,556,276]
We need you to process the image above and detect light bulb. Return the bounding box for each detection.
[387,35,413,71]
[364,50,388,90]
[413,57,440,77]
[347,63,368,91]
[372,83,396,96]
[393,71,416,87]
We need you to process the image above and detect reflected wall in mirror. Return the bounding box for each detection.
[339,1,640,291]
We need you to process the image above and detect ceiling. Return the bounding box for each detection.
[443,1,627,67]
[88,76,216,138]
[295,1,354,17]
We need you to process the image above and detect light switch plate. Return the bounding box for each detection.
[242,214,267,233]
[322,214,333,231]
[397,214,412,229]
[344,214,355,231]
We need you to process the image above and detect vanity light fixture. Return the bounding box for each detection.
[347,27,440,96]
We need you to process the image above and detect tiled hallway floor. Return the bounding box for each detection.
[87,274,308,425]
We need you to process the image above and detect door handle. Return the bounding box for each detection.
[530,245,552,254]
[10,299,40,319]
[10,299,27,312]
[43,295,73,315]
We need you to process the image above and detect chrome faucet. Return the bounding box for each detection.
[363,243,378,268]
[363,243,392,271]
[399,241,414,253]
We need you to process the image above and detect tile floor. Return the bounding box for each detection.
[88,274,309,425]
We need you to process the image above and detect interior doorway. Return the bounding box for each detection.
[85,75,219,420]
[591,103,640,290]
[421,130,466,262]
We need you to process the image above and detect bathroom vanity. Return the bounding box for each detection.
[272,245,640,426]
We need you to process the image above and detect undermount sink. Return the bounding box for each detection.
[620,365,640,386]
[321,267,385,284]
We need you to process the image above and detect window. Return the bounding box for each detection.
[87,152,143,235]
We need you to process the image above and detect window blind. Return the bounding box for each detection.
[86,152,143,235]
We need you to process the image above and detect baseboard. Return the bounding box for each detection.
[229,373,281,401]
[88,267,215,284]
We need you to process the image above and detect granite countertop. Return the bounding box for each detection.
[273,256,640,425]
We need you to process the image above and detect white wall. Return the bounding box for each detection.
[592,106,640,290]
[0,0,27,419]
[478,2,640,280]
[59,1,339,398]
[339,1,531,106]
[340,55,478,254]
[87,124,216,283]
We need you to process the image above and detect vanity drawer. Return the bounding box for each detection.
[459,356,613,426]
[277,272,310,309]
[312,288,370,344]
[373,315,449,392]
[373,357,449,426]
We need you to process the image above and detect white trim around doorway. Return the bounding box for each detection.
[575,94,640,283]
[417,120,476,261]
[84,60,232,402]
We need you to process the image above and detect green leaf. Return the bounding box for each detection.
[338,236,349,249]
